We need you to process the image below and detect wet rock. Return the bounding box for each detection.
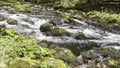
[55,47,80,65]
[22,24,30,29]
[40,23,53,32]
[39,57,67,68]
[52,27,68,36]
[75,32,86,40]
[67,19,82,26]
[49,20,62,26]
[82,50,96,60]
[29,20,34,25]
[40,23,69,36]
[9,57,39,68]
[7,18,18,25]
[95,48,120,59]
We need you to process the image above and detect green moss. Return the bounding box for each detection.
[61,13,72,19]
[55,47,78,63]
[12,2,31,12]
[53,27,68,36]
[40,23,69,36]
[0,1,11,6]
[74,15,83,20]
[7,18,18,25]
[0,27,78,67]
[1,28,19,36]
[9,57,39,68]
[40,23,54,32]
[95,48,120,59]
[106,59,118,68]
[82,50,96,60]
[39,57,67,68]
[0,24,5,28]
[0,29,56,62]
[108,59,118,66]
[87,11,120,33]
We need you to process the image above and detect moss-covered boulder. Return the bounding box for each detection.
[82,50,96,60]
[75,32,86,40]
[40,23,54,32]
[40,57,67,68]
[9,57,39,68]
[40,23,69,36]
[55,47,78,63]
[52,27,68,36]
[96,48,120,59]
[0,24,5,28]
[0,24,6,31]
[7,18,18,25]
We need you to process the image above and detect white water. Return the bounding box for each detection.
[0,9,120,50]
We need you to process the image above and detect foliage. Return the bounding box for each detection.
[108,59,117,66]
[0,28,79,67]
[12,2,31,12]
[60,0,79,8]
[37,0,55,3]
[87,11,120,33]
[0,28,55,64]
[60,0,88,8]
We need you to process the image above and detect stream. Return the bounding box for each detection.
[0,5,120,68]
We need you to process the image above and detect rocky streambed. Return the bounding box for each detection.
[0,5,120,68]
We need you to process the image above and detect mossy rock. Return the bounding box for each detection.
[1,28,19,36]
[0,24,6,32]
[75,32,86,40]
[40,23,54,32]
[0,24,5,28]
[7,18,18,25]
[82,50,96,60]
[39,57,67,68]
[52,27,68,36]
[9,57,39,68]
[55,47,78,63]
[96,48,120,59]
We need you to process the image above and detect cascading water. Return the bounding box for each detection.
[0,7,120,50]
[0,6,120,68]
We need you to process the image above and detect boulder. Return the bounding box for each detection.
[75,32,86,40]
[40,57,67,68]
[52,27,68,36]
[40,23,53,32]
[9,57,39,68]
[7,18,18,25]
